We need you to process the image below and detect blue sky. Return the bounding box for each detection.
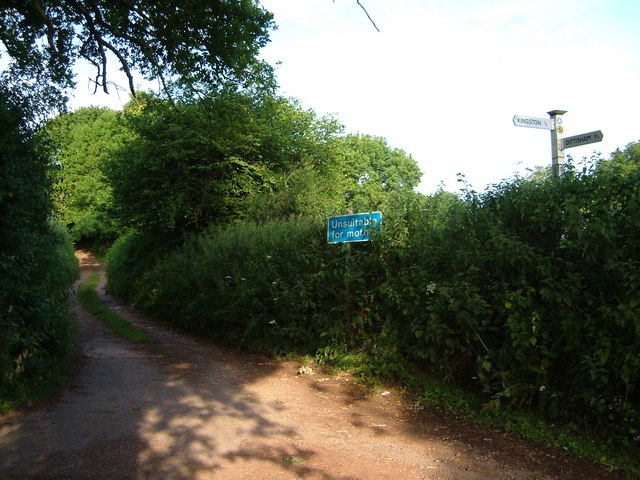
[70,0,640,194]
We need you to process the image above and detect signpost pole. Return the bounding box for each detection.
[547,109,567,177]
[513,110,603,176]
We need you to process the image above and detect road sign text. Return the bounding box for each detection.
[562,130,604,149]
[327,212,382,244]
[513,115,552,130]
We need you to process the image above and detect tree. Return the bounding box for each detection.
[1,1,274,104]
[105,92,343,236]
[42,106,130,244]
[336,134,422,211]
[603,140,640,174]
[243,133,424,221]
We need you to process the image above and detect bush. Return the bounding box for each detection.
[401,157,640,446]
[128,219,334,351]
[106,144,640,449]
[105,230,169,303]
[0,87,78,408]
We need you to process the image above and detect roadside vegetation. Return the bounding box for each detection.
[0,90,78,414]
[38,86,640,475]
[1,0,273,415]
[102,142,640,476]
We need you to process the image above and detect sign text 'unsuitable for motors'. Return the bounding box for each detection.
[327,212,382,244]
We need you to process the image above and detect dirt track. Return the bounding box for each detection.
[0,253,627,479]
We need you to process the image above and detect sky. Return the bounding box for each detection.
[69,0,640,194]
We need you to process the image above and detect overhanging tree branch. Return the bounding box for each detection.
[357,1,380,32]
[66,0,136,95]
[29,0,57,54]
[2,0,275,106]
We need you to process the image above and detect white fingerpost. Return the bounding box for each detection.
[547,109,567,177]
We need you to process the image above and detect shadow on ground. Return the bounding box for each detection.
[0,255,630,480]
[0,261,359,480]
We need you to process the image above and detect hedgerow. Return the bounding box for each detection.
[106,144,640,452]
[0,88,78,410]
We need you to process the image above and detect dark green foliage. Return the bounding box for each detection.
[42,106,129,244]
[107,143,640,454]
[105,188,426,359]
[104,231,169,303]
[108,216,396,356]
[105,94,243,236]
[1,0,274,102]
[395,153,640,447]
[105,93,346,237]
[133,220,329,351]
[0,86,78,409]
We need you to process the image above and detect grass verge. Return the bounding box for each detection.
[78,274,151,342]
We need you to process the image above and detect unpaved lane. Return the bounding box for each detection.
[0,254,625,479]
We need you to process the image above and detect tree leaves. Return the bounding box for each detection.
[0,86,77,404]
[1,0,275,108]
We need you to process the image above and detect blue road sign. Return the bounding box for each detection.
[327,212,382,244]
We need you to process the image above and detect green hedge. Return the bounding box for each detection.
[389,157,640,447]
[1,89,78,408]
[106,147,640,448]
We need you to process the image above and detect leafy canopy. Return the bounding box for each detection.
[0,0,275,109]
[102,90,423,236]
[104,92,343,236]
[42,106,131,243]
